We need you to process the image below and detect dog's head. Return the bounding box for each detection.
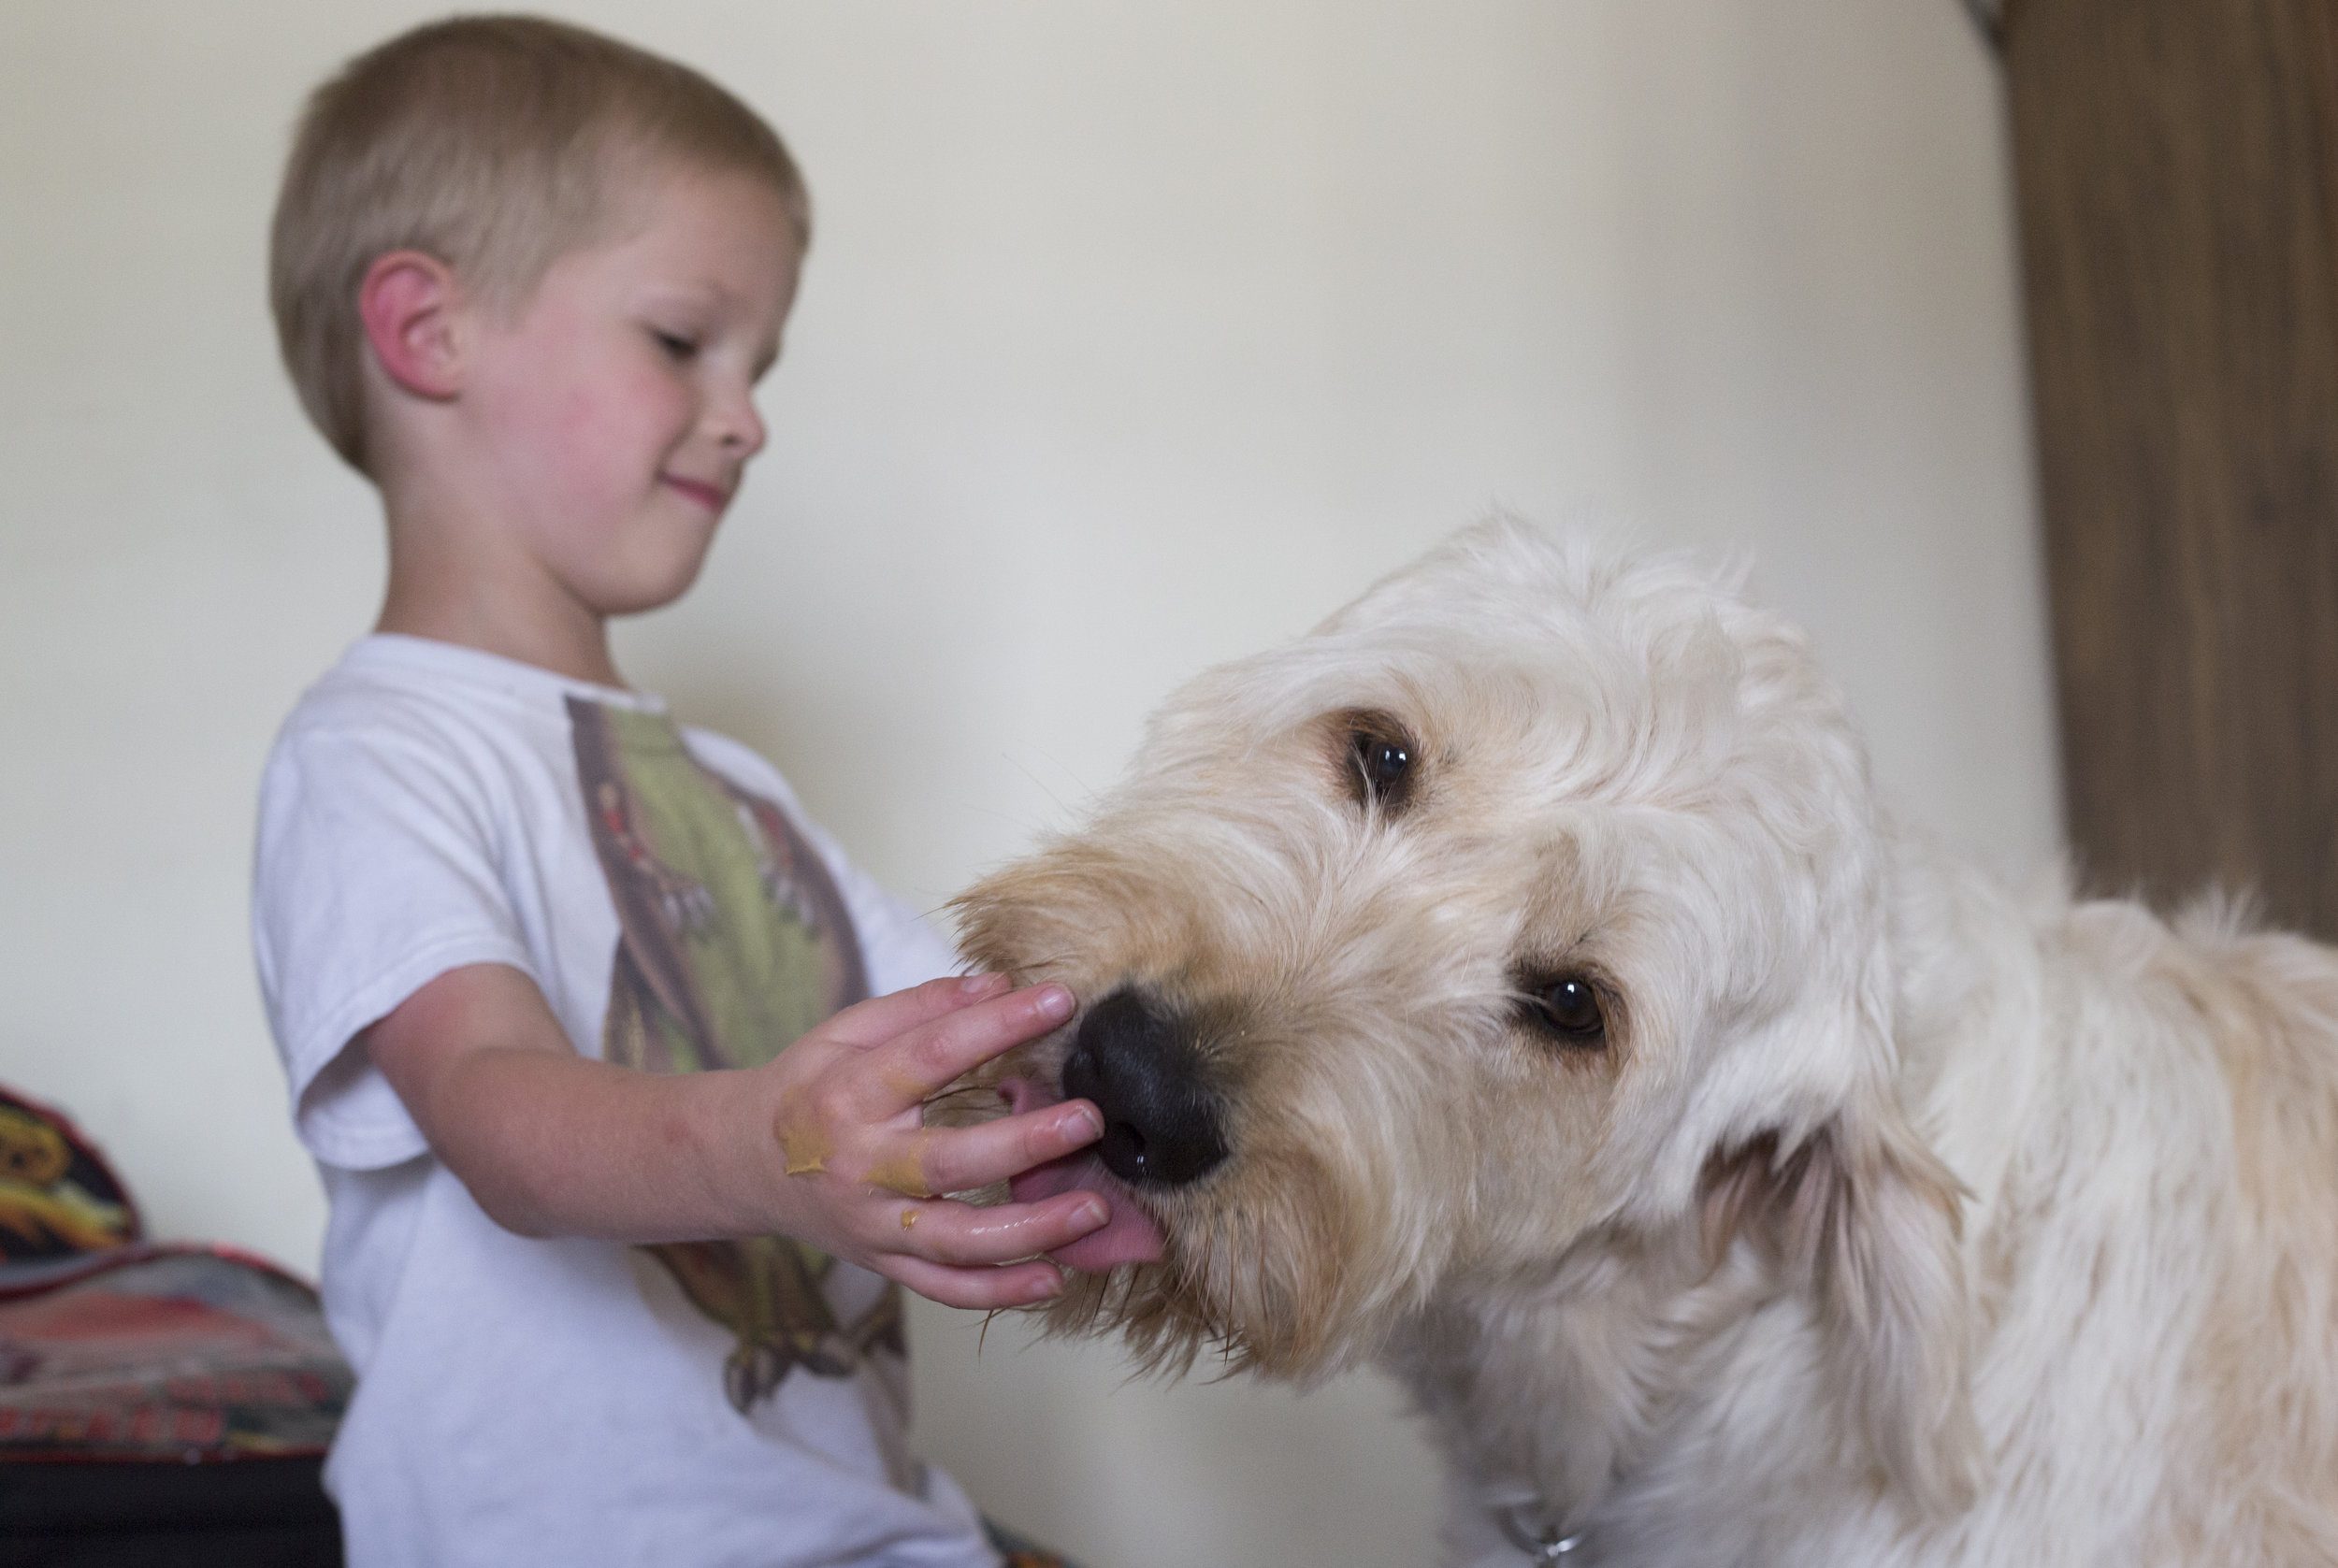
[948,520,1974,1505]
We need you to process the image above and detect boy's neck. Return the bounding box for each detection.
[374,496,630,691]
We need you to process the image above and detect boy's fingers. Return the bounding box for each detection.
[815,972,1012,1051]
[888,1255,1067,1313]
[888,1190,1111,1269]
[866,984,1075,1114]
[784,1100,1098,1201]
[914,1103,1103,1196]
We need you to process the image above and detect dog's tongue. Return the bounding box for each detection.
[1012,1151,1166,1270]
[1002,1073,1165,1270]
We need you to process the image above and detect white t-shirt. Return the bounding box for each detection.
[253,634,998,1568]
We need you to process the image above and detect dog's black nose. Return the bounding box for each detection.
[1061,987,1228,1187]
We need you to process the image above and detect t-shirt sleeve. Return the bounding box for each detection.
[253,716,541,1171]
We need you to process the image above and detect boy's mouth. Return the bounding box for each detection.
[661,474,730,512]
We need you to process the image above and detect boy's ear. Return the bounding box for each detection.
[358,251,467,400]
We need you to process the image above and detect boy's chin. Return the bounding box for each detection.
[584,551,717,618]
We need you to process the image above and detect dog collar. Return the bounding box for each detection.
[1496,1503,1585,1561]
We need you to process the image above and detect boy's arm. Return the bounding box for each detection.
[364,963,1108,1310]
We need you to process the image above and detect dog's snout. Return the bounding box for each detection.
[1061,987,1228,1187]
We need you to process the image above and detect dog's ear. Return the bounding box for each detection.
[1702,1113,1983,1513]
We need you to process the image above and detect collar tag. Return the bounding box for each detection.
[1496,1503,1585,1562]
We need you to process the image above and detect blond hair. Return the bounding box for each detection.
[270,15,808,473]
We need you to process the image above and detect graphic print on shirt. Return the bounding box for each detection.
[569,698,904,1414]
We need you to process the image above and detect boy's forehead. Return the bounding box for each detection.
[601,151,807,256]
[561,161,802,309]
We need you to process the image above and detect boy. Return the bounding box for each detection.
[254,18,1115,1566]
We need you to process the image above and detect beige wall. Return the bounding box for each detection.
[0,4,2044,1564]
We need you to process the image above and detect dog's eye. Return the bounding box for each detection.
[1341,712,1417,812]
[1523,976,1606,1046]
[1360,736,1409,790]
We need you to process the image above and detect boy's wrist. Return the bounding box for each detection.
[661,1059,804,1243]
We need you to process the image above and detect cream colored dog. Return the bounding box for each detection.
[947,521,2338,1566]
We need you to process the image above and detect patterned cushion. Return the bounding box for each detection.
[0,1086,137,1259]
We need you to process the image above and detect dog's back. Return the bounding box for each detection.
[1852,877,2338,1565]
[2050,907,2338,1562]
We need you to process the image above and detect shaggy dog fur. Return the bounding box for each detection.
[944,522,2338,1566]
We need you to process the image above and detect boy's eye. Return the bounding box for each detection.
[652,330,698,360]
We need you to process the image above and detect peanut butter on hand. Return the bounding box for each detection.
[865,1133,934,1199]
[775,1098,832,1176]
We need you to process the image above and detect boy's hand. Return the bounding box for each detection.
[761,973,1108,1310]
[364,962,1105,1312]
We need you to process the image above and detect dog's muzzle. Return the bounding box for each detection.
[1060,986,1229,1187]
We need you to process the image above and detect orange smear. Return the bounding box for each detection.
[866,1133,934,1198]
[775,1097,832,1176]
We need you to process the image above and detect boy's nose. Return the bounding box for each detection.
[711,384,766,457]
